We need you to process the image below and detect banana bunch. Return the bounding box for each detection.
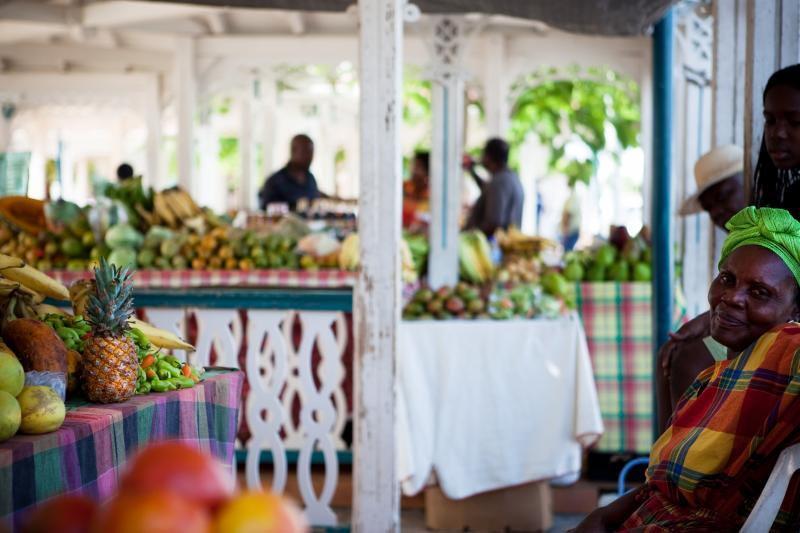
[152,188,202,229]
[495,227,558,258]
[458,230,494,284]
[0,277,43,328]
[0,253,70,300]
[43,313,91,352]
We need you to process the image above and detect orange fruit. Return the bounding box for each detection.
[119,442,233,509]
[23,494,97,533]
[91,490,210,533]
[214,491,308,533]
[224,258,238,270]
[192,257,207,270]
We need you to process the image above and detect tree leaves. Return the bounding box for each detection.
[508,65,641,187]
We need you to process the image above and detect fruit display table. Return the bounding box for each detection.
[0,368,244,531]
[396,315,603,499]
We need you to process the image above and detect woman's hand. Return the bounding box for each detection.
[668,311,711,343]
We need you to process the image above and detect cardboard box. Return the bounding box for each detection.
[425,481,553,532]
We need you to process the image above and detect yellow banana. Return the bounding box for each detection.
[0,254,69,300]
[69,279,94,317]
[35,303,70,317]
[129,318,195,351]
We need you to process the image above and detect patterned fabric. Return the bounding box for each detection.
[577,282,687,454]
[621,325,800,531]
[0,369,244,531]
[49,269,356,289]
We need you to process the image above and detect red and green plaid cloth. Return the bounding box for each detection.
[0,369,243,531]
[576,283,687,454]
[48,269,356,289]
[622,325,800,531]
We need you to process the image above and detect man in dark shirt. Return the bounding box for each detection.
[464,138,525,237]
[258,134,321,211]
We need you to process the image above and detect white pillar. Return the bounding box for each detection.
[428,16,468,289]
[196,107,225,212]
[353,0,402,530]
[144,74,162,190]
[483,33,509,137]
[175,37,196,193]
[639,56,653,226]
[240,82,254,211]
[259,76,278,208]
[712,0,746,261]
[744,0,800,193]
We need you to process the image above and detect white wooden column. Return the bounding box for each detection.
[175,37,196,193]
[143,74,161,190]
[639,54,654,226]
[197,107,225,212]
[744,0,800,192]
[483,33,509,137]
[354,0,402,530]
[260,76,278,207]
[712,0,746,259]
[240,78,260,211]
[428,17,468,289]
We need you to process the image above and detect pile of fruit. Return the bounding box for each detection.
[459,230,494,284]
[562,228,653,283]
[19,441,308,533]
[402,277,573,321]
[0,254,200,443]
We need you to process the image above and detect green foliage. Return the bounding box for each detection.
[508,66,640,187]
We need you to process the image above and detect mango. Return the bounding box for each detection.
[17,385,65,434]
[0,390,20,442]
[0,347,24,396]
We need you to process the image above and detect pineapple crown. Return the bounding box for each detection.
[86,257,134,337]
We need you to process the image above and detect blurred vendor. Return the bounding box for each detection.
[403,151,430,229]
[258,134,321,211]
[116,163,134,182]
[463,138,524,237]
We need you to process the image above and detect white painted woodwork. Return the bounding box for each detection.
[428,17,469,289]
[354,0,403,530]
[205,12,229,35]
[712,0,746,264]
[240,82,254,211]
[175,37,196,194]
[483,33,509,137]
[288,12,307,35]
[744,0,800,194]
[197,35,358,64]
[191,309,241,369]
[0,43,172,73]
[639,44,654,226]
[82,1,216,28]
[260,76,278,208]
[144,75,161,190]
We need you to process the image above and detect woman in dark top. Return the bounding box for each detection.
[752,64,800,214]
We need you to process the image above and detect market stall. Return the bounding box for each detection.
[0,368,243,529]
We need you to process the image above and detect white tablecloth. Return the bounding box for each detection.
[397,314,603,499]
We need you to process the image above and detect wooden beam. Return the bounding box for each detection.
[288,12,306,35]
[0,43,171,72]
[0,2,70,26]
[197,35,358,64]
[353,0,402,530]
[744,0,800,197]
[82,1,215,28]
[205,12,228,35]
[483,33,508,136]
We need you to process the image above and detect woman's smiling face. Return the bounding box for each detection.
[709,245,800,352]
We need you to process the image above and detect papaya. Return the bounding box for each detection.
[2,318,67,373]
[0,196,47,234]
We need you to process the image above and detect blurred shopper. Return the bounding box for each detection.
[463,138,524,237]
[403,151,430,229]
[116,163,134,182]
[259,134,321,211]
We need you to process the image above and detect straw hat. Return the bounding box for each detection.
[679,144,744,215]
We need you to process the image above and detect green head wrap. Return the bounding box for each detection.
[720,207,800,285]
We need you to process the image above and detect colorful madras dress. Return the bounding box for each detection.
[620,323,800,532]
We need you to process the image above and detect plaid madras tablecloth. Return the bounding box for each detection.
[576,283,686,454]
[0,369,244,531]
[48,269,356,289]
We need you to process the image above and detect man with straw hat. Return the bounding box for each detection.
[679,144,746,230]
[658,145,746,432]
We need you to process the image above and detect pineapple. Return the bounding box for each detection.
[82,258,137,403]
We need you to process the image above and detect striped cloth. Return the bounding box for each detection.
[0,369,243,532]
[576,283,686,454]
[48,269,356,289]
[621,325,800,531]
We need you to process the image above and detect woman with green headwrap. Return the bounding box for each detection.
[574,207,800,531]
